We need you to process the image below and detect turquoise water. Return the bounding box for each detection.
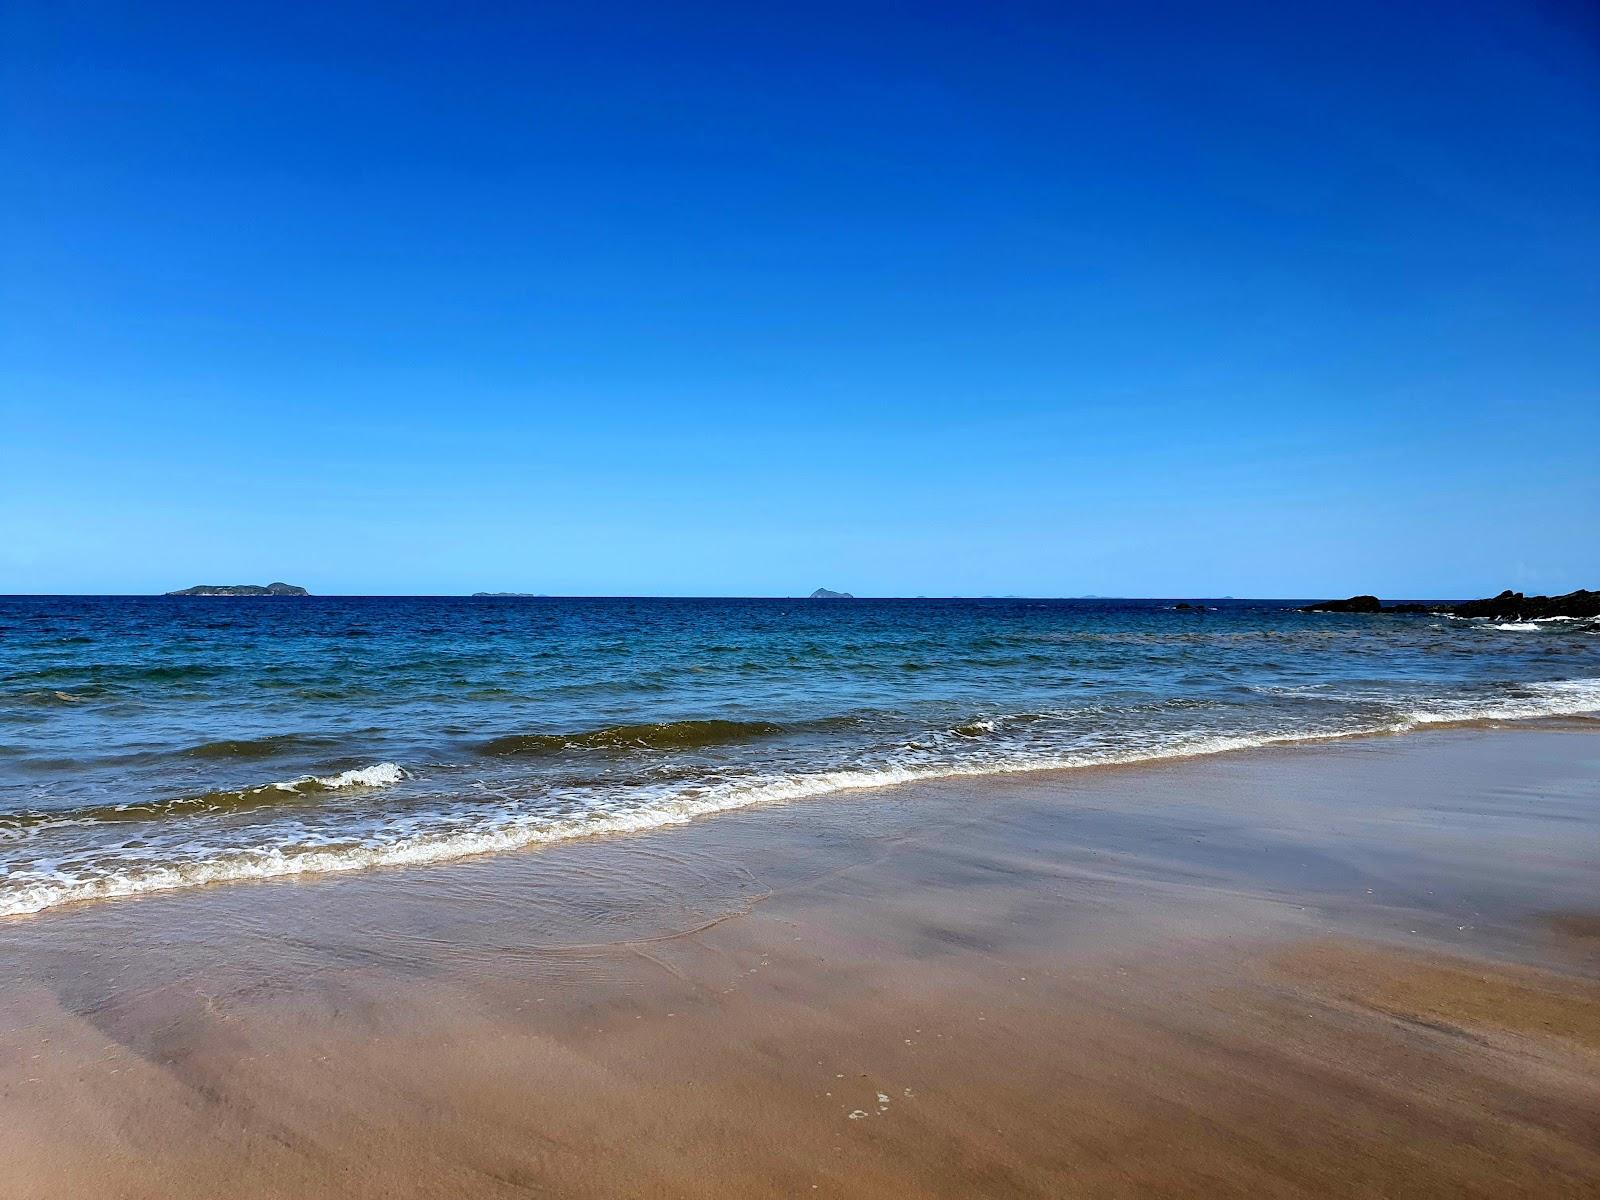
[2,596,1596,915]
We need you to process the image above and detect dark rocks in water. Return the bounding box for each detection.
[1447,589,1600,620]
[1172,602,1206,611]
[471,592,542,597]
[166,582,309,597]
[1300,587,1598,619]
[1300,595,1383,613]
[809,588,854,599]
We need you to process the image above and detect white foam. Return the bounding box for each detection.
[0,736,1340,916]
[266,762,407,794]
[1485,616,1595,632]
[4,683,1597,918]
[309,763,406,790]
[1397,678,1600,727]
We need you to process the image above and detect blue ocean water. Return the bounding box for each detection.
[1,596,1596,915]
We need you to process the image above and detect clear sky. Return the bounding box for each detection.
[3,1,1597,597]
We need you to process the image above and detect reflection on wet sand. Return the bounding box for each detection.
[1,726,1597,1197]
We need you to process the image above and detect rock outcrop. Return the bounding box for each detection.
[809,588,854,599]
[1300,595,1383,613]
[1446,589,1600,620]
[1300,588,1598,620]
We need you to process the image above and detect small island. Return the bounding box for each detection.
[471,592,542,597]
[809,587,854,599]
[165,583,310,597]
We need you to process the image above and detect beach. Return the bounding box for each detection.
[9,0,1596,1187]
[10,0,1598,1191]
[6,596,1599,919]
[3,722,1597,1197]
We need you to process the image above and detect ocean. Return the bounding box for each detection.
[2,595,1596,917]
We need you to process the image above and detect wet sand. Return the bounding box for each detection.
[2,724,1598,1197]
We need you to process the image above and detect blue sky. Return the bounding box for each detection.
[3,1,1597,597]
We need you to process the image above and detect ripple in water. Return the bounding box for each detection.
[1,596,1596,915]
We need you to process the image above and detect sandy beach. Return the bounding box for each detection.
[11,0,1598,1191]
[2,723,1597,1197]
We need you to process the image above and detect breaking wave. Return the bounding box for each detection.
[1488,617,1599,633]
[3,679,1596,917]
[0,763,405,831]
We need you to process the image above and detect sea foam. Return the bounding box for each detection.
[3,681,1596,917]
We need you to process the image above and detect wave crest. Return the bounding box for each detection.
[182,734,340,759]
[480,719,785,756]
[4,677,1598,918]
[0,762,405,830]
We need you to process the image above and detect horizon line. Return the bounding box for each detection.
[0,591,1480,602]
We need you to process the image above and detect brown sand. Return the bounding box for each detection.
[1,725,1597,1197]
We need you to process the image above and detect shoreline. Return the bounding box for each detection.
[3,725,1599,1196]
[6,703,1598,920]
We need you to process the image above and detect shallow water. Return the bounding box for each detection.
[1,595,1596,914]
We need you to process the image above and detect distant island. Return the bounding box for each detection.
[1299,595,1428,614]
[472,592,542,597]
[165,583,309,597]
[1301,588,1598,619]
[809,587,854,599]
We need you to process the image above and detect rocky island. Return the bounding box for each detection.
[166,583,310,597]
[1299,595,1417,614]
[808,587,854,599]
[1446,588,1600,620]
[1301,588,1598,619]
